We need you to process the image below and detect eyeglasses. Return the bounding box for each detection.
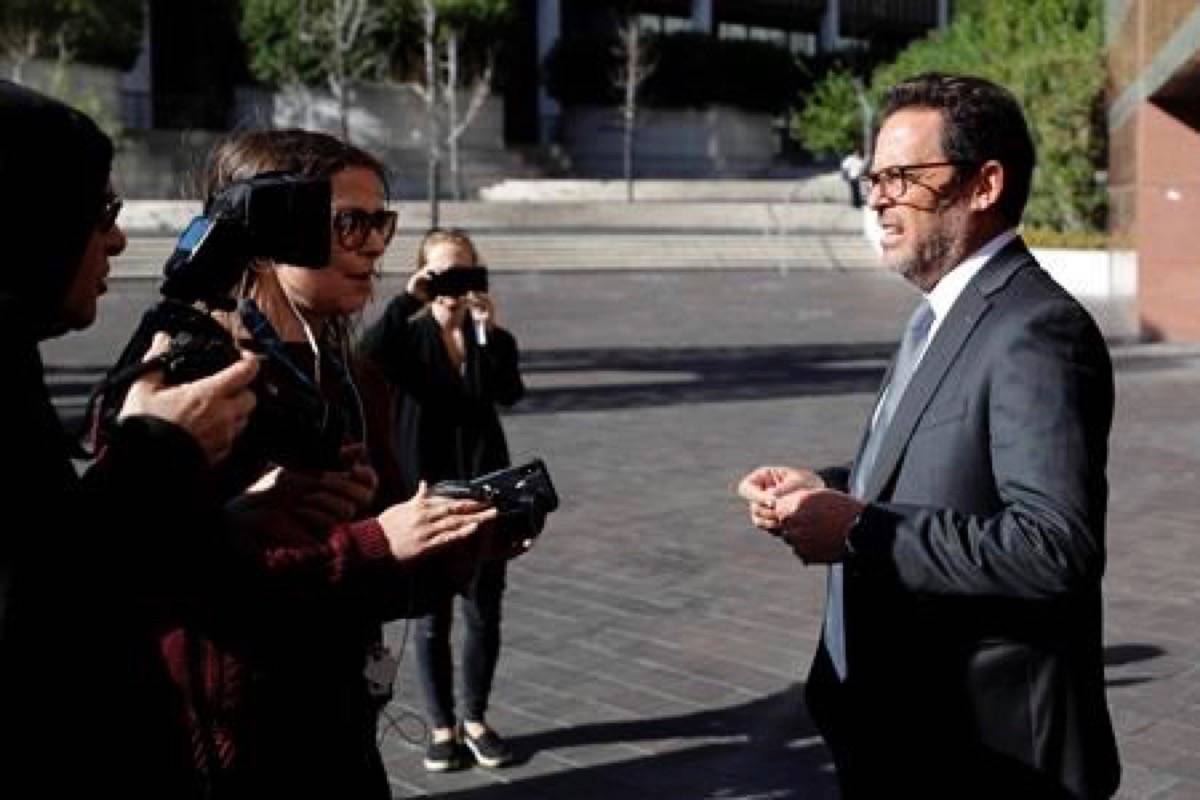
[97,192,123,232]
[857,160,977,200]
[333,208,398,251]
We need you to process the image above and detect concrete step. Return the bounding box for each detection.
[479,174,847,203]
[119,199,868,236]
[113,232,879,279]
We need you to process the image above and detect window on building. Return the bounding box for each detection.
[789,31,817,56]
[719,22,748,39]
[663,15,692,34]
[638,14,662,34]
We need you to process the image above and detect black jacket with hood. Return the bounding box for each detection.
[0,80,225,799]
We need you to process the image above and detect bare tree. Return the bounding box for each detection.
[614,17,655,203]
[2,0,144,85]
[297,0,384,142]
[445,32,495,201]
[418,0,442,227]
[1,26,39,83]
[413,0,503,226]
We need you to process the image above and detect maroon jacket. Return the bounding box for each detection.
[156,346,440,799]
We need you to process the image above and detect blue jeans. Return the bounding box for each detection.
[414,559,507,730]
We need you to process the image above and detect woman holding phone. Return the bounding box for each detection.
[359,227,526,772]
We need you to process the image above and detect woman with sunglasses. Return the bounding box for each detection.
[359,228,526,772]
[157,130,495,799]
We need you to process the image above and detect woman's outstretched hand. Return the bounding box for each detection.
[377,481,497,562]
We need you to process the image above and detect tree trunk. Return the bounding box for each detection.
[423,1,441,228]
[333,78,350,142]
[622,22,640,204]
[447,33,462,201]
[333,0,350,141]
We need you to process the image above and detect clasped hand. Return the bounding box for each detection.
[736,465,863,564]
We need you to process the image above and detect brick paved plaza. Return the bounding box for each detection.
[41,266,1200,798]
[359,270,1200,799]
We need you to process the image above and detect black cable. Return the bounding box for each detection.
[75,352,173,459]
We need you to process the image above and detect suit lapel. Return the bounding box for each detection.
[860,240,1034,500]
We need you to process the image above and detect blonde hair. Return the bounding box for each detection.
[415,227,482,271]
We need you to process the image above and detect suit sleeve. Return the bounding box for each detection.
[848,298,1113,599]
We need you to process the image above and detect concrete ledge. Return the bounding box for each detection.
[480,176,846,203]
[1032,247,1137,299]
[118,199,866,236]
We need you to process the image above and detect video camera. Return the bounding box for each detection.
[432,459,559,546]
[426,266,488,298]
[92,172,348,471]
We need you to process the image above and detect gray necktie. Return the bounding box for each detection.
[823,300,934,679]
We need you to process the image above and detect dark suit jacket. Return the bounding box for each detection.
[809,240,1120,799]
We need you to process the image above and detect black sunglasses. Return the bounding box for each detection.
[97,192,123,232]
[333,208,398,251]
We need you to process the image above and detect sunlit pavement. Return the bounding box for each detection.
[45,266,1199,798]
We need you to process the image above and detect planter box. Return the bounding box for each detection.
[234,82,522,198]
[234,82,505,155]
[1031,247,1136,300]
[560,104,780,178]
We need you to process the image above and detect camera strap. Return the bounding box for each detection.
[237,299,317,392]
[238,298,366,449]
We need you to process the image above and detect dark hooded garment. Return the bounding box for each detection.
[0,81,222,800]
[0,79,113,337]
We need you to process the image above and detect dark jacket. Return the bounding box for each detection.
[811,240,1120,798]
[0,80,233,798]
[0,321,229,798]
[359,292,525,495]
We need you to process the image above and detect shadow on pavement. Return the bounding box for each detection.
[516,343,893,415]
[1103,643,1167,688]
[1104,643,1166,667]
[429,685,838,800]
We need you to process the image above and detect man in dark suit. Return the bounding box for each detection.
[737,73,1120,798]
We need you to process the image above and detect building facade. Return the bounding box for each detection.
[1108,0,1200,341]
[520,0,950,144]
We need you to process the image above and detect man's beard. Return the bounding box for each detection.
[894,203,970,292]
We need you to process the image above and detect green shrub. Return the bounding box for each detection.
[874,0,1106,233]
[790,68,862,157]
[241,0,510,88]
[240,0,326,86]
[793,0,1105,233]
[1022,227,1108,249]
[0,0,144,70]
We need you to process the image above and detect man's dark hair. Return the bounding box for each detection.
[880,73,1036,225]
